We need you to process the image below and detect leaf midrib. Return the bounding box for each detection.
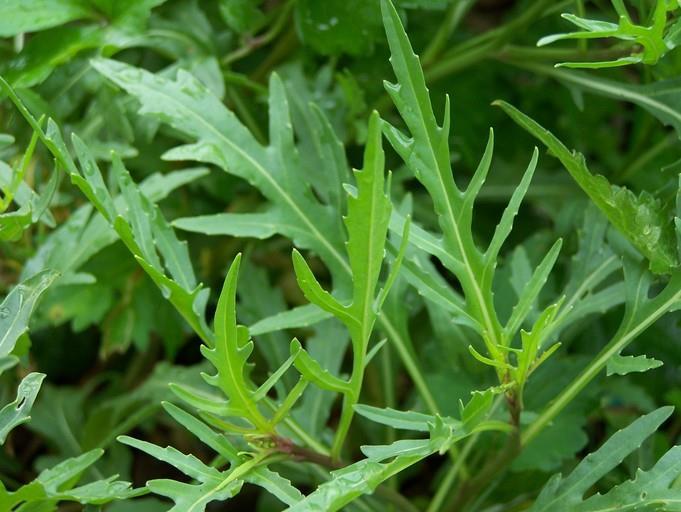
[125,76,351,277]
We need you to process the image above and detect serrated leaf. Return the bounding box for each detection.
[92,59,350,285]
[538,2,673,67]
[118,436,242,512]
[530,406,674,511]
[0,270,59,357]
[606,353,663,376]
[497,100,678,274]
[0,372,44,443]
[506,241,563,345]
[201,254,270,431]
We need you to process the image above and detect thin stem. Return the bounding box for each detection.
[619,133,675,181]
[427,394,505,512]
[421,0,477,66]
[426,0,566,82]
[221,0,296,66]
[226,86,267,145]
[522,278,681,445]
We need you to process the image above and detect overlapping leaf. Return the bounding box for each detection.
[92,58,350,287]
[529,407,679,511]
[497,100,678,274]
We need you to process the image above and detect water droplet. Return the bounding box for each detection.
[160,285,171,299]
[0,307,10,319]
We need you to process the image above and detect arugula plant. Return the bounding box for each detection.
[1,0,681,511]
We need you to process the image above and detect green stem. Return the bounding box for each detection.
[421,0,477,66]
[331,324,368,459]
[427,395,505,512]
[426,0,566,82]
[522,276,681,445]
[221,0,296,66]
[619,133,675,181]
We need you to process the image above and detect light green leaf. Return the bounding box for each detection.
[0,372,45,444]
[606,353,663,376]
[92,59,349,284]
[173,210,293,239]
[249,304,331,336]
[0,205,32,241]
[538,2,673,67]
[354,405,437,432]
[496,100,678,274]
[530,407,675,511]
[118,436,242,512]
[291,249,352,324]
[0,270,59,357]
[200,254,269,431]
[0,0,92,36]
[290,339,350,394]
[485,148,539,266]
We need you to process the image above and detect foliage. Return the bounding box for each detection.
[0,0,680,510]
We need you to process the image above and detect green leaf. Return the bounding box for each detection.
[291,249,352,324]
[354,405,439,432]
[526,65,681,140]
[0,0,92,37]
[200,254,271,431]
[0,449,138,509]
[577,444,681,510]
[292,320,349,438]
[290,339,350,394]
[118,436,243,512]
[485,148,539,266]
[538,1,673,67]
[174,211,288,239]
[0,270,59,357]
[0,205,32,241]
[0,161,56,227]
[2,26,101,88]
[0,372,44,443]
[288,418,463,512]
[344,111,392,320]
[91,59,349,285]
[219,0,265,34]
[513,410,588,473]
[249,304,331,336]
[529,407,675,511]
[294,0,382,56]
[606,353,664,376]
[496,100,678,274]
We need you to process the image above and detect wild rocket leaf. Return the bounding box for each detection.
[538,1,675,67]
[200,254,270,432]
[119,409,302,511]
[529,407,675,511]
[0,372,45,443]
[0,0,93,37]
[496,100,678,275]
[606,354,663,376]
[0,270,59,357]
[0,449,139,509]
[91,58,350,286]
[119,435,243,512]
